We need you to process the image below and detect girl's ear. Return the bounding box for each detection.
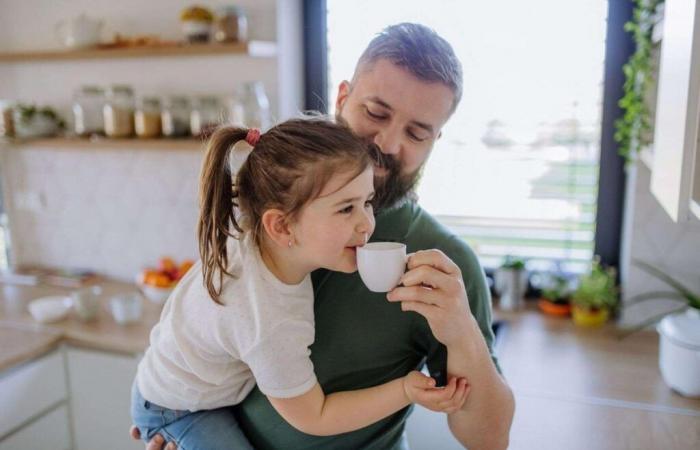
[261,209,293,248]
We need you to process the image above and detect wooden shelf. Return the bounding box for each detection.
[0,41,276,63]
[5,137,206,151]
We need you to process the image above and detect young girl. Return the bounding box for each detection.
[131,118,469,449]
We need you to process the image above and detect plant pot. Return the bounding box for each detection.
[657,308,700,398]
[495,268,528,311]
[572,305,609,327]
[538,298,571,317]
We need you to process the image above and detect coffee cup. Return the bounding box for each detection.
[356,242,407,292]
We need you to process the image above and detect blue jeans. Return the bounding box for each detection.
[131,383,253,450]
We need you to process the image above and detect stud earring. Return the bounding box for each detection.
[288,240,293,248]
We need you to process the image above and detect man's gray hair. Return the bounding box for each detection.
[354,23,463,112]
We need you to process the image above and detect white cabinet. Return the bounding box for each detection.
[649,0,700,222]
[0,405,70,450]
[0,350,69,448]
[66,347,143,450]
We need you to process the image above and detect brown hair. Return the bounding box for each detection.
[197,118,371,303]
[355,23,463,112]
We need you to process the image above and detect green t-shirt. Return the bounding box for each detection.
[236,200,499,449]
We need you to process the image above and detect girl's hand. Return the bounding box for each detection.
[403,371,470,414]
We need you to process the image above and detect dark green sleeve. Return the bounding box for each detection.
[419,235,502,378]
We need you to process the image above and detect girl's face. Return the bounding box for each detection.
[291,166,376,273]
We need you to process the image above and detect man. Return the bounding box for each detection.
[134,23,514,450]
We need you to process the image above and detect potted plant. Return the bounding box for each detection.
[495,256,528,311]
[571,259,618,327]
[620,260,700,397]
[537,274,572,317]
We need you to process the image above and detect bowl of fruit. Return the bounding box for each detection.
[137,257,195,305]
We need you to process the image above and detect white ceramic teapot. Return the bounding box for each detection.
[55,14,103,49]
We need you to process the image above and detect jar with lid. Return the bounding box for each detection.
[241,81,271,130]
[73,85,105,136]
[103,85,135,138]
[214,6,248,43]
[190,96,223,137]
[162,96,191,138]
[135,97,162,138]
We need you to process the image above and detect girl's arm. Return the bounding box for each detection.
[267,371,468,436]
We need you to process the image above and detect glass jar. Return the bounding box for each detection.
[72,85,105,136]
[190,96,223,137]
[162,96,191,138]
[214,6,248,43]
[0,100,16,138]
[103,85,135,138]
[135,97,162,138]
[241,81,271,130]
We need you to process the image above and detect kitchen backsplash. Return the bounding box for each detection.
[1,144,203,281]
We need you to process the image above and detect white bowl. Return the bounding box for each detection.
[28,296,72,323]
[136,281,174,305]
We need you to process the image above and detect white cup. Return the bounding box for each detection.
[356,242,407,292]
[109,293,143,325]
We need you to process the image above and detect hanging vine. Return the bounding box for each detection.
[614,0,664,163]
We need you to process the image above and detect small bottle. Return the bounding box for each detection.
[73,86,105,136]
[104,85,135,138]
[162,96,191,138]
[135,97,162,139]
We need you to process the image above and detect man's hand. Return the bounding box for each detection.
[387,249,473,347]
[129,426,177,450]
[403,371,470,414]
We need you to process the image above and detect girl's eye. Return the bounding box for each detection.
[339,205,354,214]
[364,200,373,209]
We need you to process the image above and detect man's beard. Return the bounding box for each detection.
[336,113,423,212]
[365,141,422,211]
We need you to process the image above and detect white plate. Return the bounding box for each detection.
[28,296,72,323]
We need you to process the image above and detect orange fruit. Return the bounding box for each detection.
[159,257,176,272]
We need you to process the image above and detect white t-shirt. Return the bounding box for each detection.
[136,237,317,412]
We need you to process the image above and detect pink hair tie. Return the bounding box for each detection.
[245,128,261,147]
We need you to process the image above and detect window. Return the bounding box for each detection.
[325,0,608,274]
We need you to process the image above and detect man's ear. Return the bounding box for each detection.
[336,80,351,112]
[261,209,293,248]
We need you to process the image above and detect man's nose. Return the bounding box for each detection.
[373,127,401,155]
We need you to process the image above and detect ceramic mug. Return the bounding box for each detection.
[356,242,407,292]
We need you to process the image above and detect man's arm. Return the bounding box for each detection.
[387,249,515,450]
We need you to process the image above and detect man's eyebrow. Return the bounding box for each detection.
[366,96,434,135]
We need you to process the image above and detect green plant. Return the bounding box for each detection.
[500,255,526,271]
[542,274,572,304]
[618,260,700,337]
[614,0,663,163]
[16,103,66,129]
[572,259,618,310]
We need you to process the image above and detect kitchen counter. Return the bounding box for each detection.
[493,306,700,450]
[0,281,161,371]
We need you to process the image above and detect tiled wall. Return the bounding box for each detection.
[620,159,700,325]
[1,144,203,281]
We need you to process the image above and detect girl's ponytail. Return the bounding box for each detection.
[197,126,249,304]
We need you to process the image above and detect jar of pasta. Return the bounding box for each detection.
[73,85,105,136]
[104,85,135,138]
[135,97,162,138]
